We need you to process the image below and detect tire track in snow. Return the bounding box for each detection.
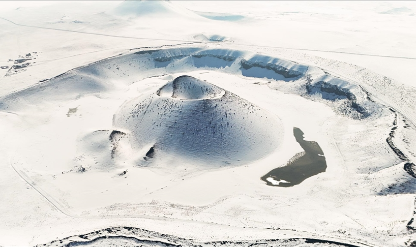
[2,16,416,61]
[0,16,204,44]
[9,162,74,218]
[231,43,416,60]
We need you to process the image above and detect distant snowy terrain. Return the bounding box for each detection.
[0,1,415,247]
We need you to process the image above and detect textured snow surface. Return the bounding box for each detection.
[113,75,282,166]
[0,1,416,247]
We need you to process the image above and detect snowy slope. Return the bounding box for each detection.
[113,75,282,166]
[0,2,416,247]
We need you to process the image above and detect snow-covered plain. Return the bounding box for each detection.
[0,1,416,246]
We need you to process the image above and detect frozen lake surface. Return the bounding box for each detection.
[261,127,327,187]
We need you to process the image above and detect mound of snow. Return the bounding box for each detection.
[111,0,200,18]
[113,75,283,166]
[380,6,413,15]
[195,11,245,21]
[193,34,229,42]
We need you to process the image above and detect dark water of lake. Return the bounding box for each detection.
[261,127,327,187]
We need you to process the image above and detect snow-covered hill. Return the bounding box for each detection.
[111,0,202,20]
[112,75,282,166]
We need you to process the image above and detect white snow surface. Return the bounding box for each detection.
[0,1,415,247]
